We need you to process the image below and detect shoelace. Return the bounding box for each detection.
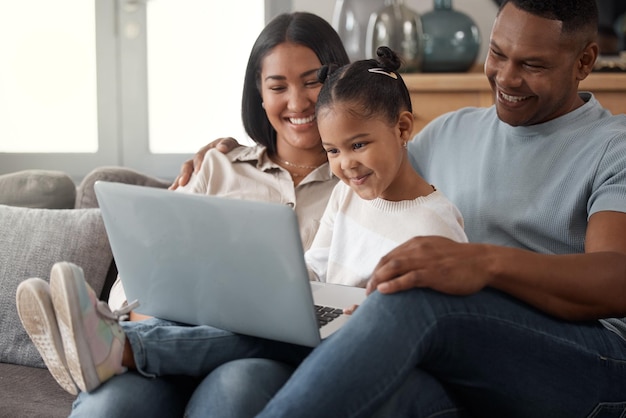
[96,299,140,322]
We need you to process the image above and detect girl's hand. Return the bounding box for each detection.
[343,304,359,315]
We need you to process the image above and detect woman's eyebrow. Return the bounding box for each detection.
[300,68,320,78]
[264,68,320,82]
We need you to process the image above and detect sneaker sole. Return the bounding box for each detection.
[16,278,78,395]
[51,262,101,393]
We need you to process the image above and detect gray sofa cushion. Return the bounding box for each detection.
[0,362,74,417]
[0,170,76,209]
[0,205,112,368]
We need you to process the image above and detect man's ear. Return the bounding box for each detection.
[576,42,599,81]
[398,110,415,141]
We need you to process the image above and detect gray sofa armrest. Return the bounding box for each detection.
[0,170,76,209]
[76,166,170,209]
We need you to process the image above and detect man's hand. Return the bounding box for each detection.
[366,236,492,296]
[169,137,242,190]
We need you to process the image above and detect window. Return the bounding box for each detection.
[0,1,98,153]
[0,0,278,181]
[0,0,117,179]
[146,1,263,153]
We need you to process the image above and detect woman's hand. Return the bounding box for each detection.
[169,137,242,189]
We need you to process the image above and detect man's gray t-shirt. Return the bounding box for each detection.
[408,93,626,339]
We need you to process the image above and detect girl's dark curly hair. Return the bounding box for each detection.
[316,46,412,124]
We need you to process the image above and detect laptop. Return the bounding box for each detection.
[94,181,366,347]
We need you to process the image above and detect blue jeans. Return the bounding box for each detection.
[70,360,294,418]
[256,288,626,418]
[122,318,310,378]
[70,308,466,417]
[70,373,198,417]
[68,316,308,417]
[186,359,295,417]
[187,358,468,418]
[70,359,466,418]
[72,288,626,417]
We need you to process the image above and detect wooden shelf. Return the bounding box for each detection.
[403,72,489,91]
[402,71,626,134]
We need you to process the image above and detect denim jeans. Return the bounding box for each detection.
[69,319,309,417]
[186,359,295,418]
[73,288,626,417]
[70,372,198,417]
[69,359,467,418]
[186,358,469,418]
[70,307,467,417]
[256,288,626,418]
[70,360,295,418]
[121,318,310,378]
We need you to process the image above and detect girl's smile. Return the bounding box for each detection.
[318,105,427,202]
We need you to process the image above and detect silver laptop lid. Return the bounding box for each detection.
[94,181,323,346]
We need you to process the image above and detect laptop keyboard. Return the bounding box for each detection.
[315,305,343,328]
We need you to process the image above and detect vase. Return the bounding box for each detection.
[365,0,423,73]
[420,0,481,72]
[616,12,626,52]
[332,0,383,62]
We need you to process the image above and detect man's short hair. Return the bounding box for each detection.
[498,0,598,36]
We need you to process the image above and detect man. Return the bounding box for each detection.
[174,0,626,416]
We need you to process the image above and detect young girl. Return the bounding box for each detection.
[16,47,467,399]
[306,46,466,289]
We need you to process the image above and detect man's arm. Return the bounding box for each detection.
[367,211,626,320]
[169,138,242,190]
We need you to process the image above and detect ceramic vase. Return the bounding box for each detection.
[420,0,481,72]
[332,0,383,61]
[616,12,626,52]
[365,0,423,72]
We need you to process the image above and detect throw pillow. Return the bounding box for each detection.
[0,205,112,368]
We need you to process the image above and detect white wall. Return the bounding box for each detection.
[291,0,499,64]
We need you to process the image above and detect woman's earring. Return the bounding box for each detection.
[261,102,265,109]
[403,141,408,148]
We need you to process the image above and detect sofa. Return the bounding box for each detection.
[0,168,170,417]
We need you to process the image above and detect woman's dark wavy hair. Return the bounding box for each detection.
[316,46,412,125]
[241,12,350,155]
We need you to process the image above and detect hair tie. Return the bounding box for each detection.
[368,68,397,79]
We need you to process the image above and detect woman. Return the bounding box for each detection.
[18,11,349,417]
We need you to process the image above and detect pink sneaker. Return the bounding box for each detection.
[16,278,78,395]
[50,262,136,392]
